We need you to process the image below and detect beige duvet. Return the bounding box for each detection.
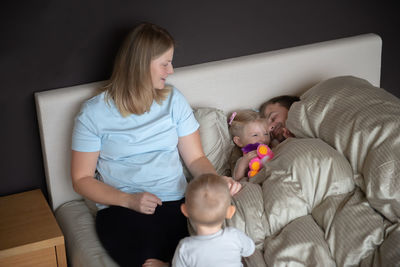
[229,76,400,267]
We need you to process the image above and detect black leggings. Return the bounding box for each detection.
[96,199,188,267]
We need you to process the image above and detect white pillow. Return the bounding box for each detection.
[182,107,233,181]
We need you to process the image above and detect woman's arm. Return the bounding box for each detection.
[178,130,242,195]
[177,130,216,177]
[71,150,161,214]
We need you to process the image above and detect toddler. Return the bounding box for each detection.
[228,110,271,180]
[172,173,255,267]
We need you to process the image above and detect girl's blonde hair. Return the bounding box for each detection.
[227,109,261,137]
[102,22,174,116]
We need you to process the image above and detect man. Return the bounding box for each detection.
[259,95,299,146]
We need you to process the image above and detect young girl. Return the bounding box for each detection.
[228,110,271,181]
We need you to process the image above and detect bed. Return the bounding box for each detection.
[35,33,400,266]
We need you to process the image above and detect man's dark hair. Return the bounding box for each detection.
[259,95,300,116]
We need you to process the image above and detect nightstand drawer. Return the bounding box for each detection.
[0,190,67,267]
[0,247,57,267]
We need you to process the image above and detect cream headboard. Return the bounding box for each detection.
[168,33,381,113]
[35,33,382,211]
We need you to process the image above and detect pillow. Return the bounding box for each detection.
[287,76,400,222]
[182,107,233,181]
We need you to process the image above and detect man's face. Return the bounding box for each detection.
[263,103,289,142]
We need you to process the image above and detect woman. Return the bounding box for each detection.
[71,23,241,267]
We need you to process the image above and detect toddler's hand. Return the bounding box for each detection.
[243,150,258,163]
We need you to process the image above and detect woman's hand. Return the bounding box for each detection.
[221,176,242,196]
[124,192,162,215]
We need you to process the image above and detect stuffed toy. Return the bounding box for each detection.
[241,143,274,178]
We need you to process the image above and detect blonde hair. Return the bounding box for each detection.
[185,173,231,226]
[228,109,261,137]
[102,23,174,116]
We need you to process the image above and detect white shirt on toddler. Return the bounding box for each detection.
[172,227,255,267]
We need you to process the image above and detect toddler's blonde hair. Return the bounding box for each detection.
[185,173,231,226]
[228,109,261,137]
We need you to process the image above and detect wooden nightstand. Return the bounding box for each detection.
[0,189,67,267]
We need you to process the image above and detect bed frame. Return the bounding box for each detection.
[35,33,382,212]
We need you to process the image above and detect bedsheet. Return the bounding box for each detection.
[230,76,400,266]
[254,138,392,266]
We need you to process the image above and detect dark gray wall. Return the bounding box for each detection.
[1,1,399,200]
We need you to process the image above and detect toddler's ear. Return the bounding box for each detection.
[225,205,236,219]
[233,136,243,147]
[180,203,189,218]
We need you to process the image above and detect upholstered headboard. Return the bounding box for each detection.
[35,33,382,211]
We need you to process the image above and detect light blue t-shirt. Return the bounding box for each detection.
[72,88,199,204]
[172,227,255,267]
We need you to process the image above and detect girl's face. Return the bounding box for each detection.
[234,121,271,148]
[150,47,174,90]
